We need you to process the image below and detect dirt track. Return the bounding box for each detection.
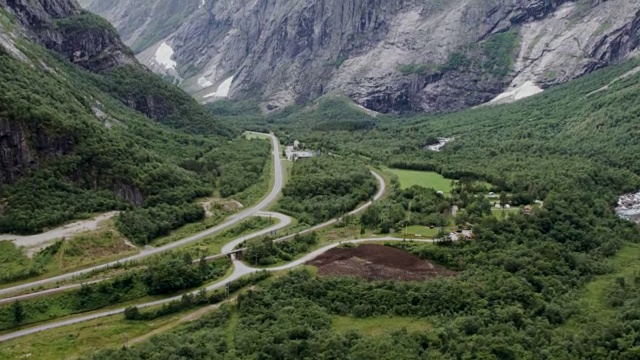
[307,244,455,281]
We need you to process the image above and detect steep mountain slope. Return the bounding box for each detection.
[82,0,640,113]
[0,0,240,234]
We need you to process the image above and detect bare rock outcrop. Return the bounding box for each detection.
[1,0,135,72]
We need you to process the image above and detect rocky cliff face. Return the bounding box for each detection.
[0,116,75,186]
[83,0,640,113]
[1,0,135,72]
[0,118,34,185]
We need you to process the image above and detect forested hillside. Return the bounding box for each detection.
[0,3,265,238]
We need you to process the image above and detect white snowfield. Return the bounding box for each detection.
[154,42,177,70]
[489,81,544,105]
[204,76,234,98]
[197,76,213,88]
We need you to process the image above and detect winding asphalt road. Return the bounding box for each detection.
[0,168,385,302]
[0,237,433,343]
[0,132,283,297]
[270,170,386,245]
[0,211,293,305]
[0,141,390,343]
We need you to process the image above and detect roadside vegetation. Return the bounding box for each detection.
[360,177,450,234]
[244,232,320,266]
[0,254,230,332]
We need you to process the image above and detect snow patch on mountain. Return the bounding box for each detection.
[489,81,544,105]
[154,42,177,70]
[204,76,234,99]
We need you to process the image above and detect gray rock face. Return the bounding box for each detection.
[0,118,74,186]
[68,0,640,112]
[1,0,135,72]
[0,118,34,185]
[113,182,144,206]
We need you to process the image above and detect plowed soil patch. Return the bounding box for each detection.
[307,244,455,281]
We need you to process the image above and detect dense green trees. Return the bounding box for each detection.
[143,253,207,295]
[95,65,234,138]
[116,204,205,245]
[89,193,640,358]
[205,139,271,198]
[0,27,271,239]
[244,232,319,265]
[361,179,450,233]
[278,157,377,224]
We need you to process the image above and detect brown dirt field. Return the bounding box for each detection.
[307,244,456,281]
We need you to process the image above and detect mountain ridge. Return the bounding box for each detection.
[82,0,640,113]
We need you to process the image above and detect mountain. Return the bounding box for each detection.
[80,0,640,113]
[0,0,238,234]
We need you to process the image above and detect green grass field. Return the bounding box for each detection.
[332,315,431,335]
[490,206,521,217]
[388,169,455,194]
[404,226,439,237]
[562,243,640,331]
[243,132,271,140]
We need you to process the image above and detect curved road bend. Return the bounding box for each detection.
[0,212,293,304]
[0,169,385,302]
[271,170,386,245]
[0,237,434,343]
[0,133,284,297]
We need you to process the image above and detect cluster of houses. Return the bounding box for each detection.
[285,140,317,161]
[489,192,541,215]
